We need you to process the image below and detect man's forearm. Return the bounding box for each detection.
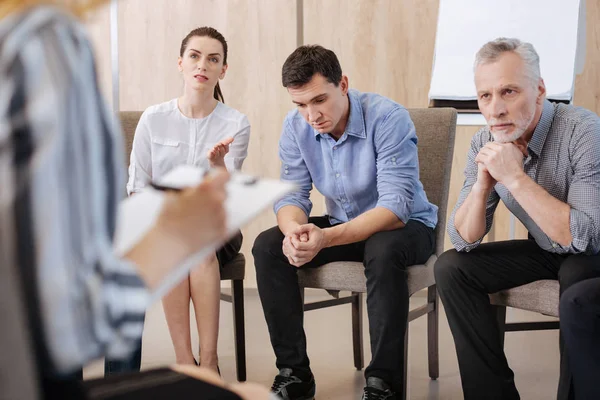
[506,174,572,246]
[454,184,492,243]
[322,207,404,248]
[277,205,309,236]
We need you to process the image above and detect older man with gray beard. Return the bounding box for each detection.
[434,37,600,400]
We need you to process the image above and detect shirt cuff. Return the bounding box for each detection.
[98,259,149,361]
[376,202,410,224]
[274,197,311,217]
[376,195,413,224]
[447,213,482,252]
[567,208,597,254]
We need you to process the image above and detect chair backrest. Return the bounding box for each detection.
[407,108,457,256]
[119,111,144,166]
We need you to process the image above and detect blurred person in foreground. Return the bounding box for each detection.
[0,0,274,399]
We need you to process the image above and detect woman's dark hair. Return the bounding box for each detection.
[282,45,342,88]
[180,27,228,103]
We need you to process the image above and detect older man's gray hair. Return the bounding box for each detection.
[474,37,541,86]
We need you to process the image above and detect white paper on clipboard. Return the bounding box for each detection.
[113,165,296,300]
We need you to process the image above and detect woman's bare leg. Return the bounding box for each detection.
[190,254,221,373]
[162,277,196,365]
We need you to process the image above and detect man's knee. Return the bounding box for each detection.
[560,278,600,321]
[559,281,590,330]
[559,285,579,322]
[558,255,600,293]
[434,249,464,289]
[364,236,410,278]
[252,226,284,268]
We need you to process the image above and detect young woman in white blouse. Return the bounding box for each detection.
[127,27,250,374]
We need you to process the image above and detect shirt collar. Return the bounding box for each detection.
[314,89,367,140]
[527,99,554,157]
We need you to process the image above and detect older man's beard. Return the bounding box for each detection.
[489,107,535,143]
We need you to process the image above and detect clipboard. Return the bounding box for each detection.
[113,165,296,300]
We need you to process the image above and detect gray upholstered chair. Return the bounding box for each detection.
[490,280,560,346]
[119,112,247,382]
[297,107,457,400]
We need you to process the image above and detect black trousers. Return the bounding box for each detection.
[252,216,435,394]
[104,343,143,376]
[560,277,600,400]
[44,369,242,399]
[434,239,600,400]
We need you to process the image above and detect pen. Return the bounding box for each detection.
[149,182,183,192]
[148,170,258,192]
[148,168,213,192]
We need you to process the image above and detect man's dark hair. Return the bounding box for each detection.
[282,45,343,88]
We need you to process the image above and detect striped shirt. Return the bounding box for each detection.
[0,7,148,374]
[448,99,600,255]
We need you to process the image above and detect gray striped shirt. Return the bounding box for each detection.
[448,99,600,255]
[0,7,148,373]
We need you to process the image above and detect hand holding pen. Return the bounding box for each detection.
[127,168,230,289]
[154,168,230,252]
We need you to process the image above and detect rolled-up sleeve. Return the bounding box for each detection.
[273,119,313,216]
[95,250,149,361]
[447,131,500,252]
[373,108,419,223]
[126,112,152,195]
[563,120,600,254]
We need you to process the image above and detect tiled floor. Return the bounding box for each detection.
[84,289,560,399]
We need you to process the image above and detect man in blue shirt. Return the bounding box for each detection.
[253,45,438,400]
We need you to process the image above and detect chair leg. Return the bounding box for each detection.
[351,292,364,371]
[231,279,246,381]
[427,285,439,380]
[401,326,409,400]
[493,305,507,348]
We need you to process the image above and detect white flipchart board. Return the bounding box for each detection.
[428,0,586,103]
